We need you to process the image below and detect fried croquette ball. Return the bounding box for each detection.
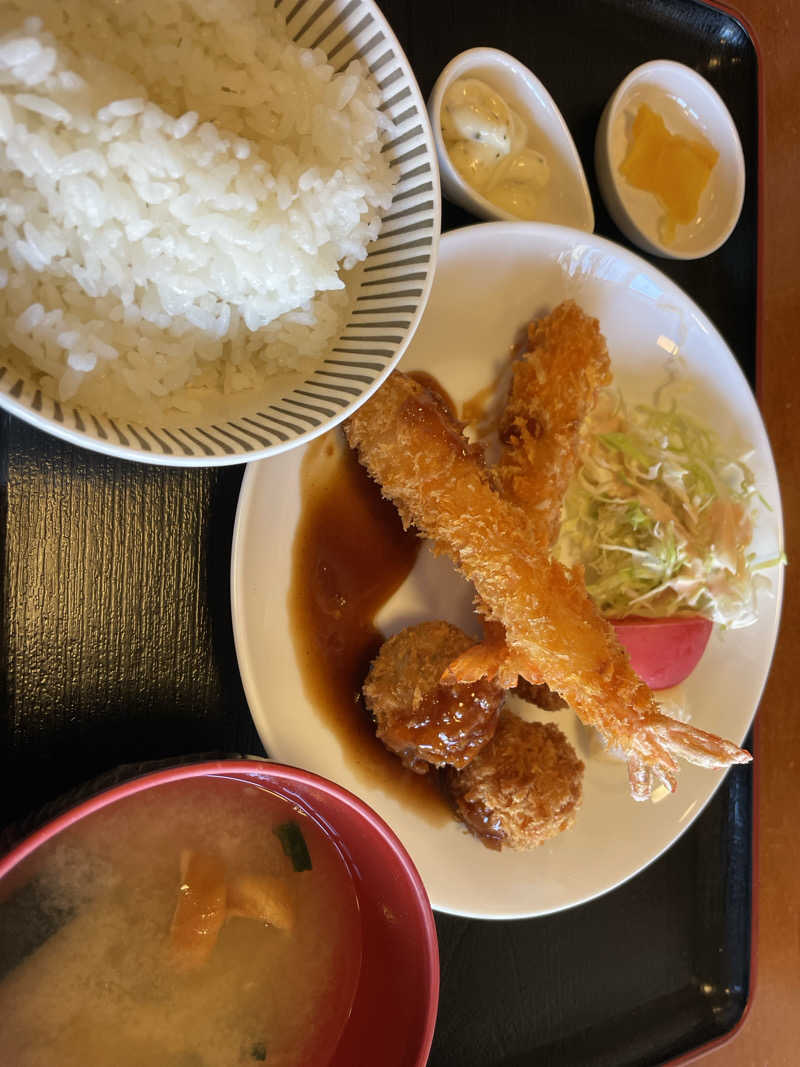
[363,620,505,774]
[446,710,584,850]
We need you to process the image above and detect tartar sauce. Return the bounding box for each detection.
[440,77,550,219]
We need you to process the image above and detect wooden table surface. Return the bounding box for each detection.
[692,1,800,1064]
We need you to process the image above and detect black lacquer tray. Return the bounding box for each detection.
[0,0,758,1063]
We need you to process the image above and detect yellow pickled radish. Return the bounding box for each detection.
[620,103,719,243]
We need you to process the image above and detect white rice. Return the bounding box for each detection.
[0,0,396,419]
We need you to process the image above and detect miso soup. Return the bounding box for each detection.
[0,776,363,1066]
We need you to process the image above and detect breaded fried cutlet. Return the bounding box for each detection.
[445,710,584,850]
[363,621,505,774]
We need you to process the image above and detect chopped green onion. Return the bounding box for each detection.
[273,821,312,872]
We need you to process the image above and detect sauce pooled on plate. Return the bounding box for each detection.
[289,427,451,824]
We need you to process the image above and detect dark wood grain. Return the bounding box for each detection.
[0,413,260,830]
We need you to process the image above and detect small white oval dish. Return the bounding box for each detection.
[595,59,745,260]
[428,48,594,232]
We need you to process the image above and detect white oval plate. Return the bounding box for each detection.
[231,222,784,919]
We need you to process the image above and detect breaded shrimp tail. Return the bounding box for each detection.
[496,300,612,546]
[345,372,751,800]
[446,619,531,690]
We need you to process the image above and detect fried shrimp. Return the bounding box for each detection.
[345,372,751,800]
[445,710,584,850]
[479,301,610,704]
[496,300,612,546]
[363,621,504,773]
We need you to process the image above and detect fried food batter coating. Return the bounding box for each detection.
[363,621,505,774]
[345,372,751,800]
[473,618,567,709]
[513,677,568,711]
[446,710,584,850]
[496,300,612,547]
[486,302,612,695]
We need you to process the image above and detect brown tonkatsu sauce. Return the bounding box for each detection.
[289,429,450,823]
[406,370,457,415]
[448,793,507,851]
[380,679,502,774]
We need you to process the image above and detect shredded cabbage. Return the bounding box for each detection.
[554,371,782,628]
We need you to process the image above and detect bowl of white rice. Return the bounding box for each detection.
[0,0,440,464]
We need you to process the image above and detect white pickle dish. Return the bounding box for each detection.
[594,59,745,260]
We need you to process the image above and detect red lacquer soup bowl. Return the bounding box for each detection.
[0,759,439,1067]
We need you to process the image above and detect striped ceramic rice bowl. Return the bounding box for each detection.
[0,0,440,464]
